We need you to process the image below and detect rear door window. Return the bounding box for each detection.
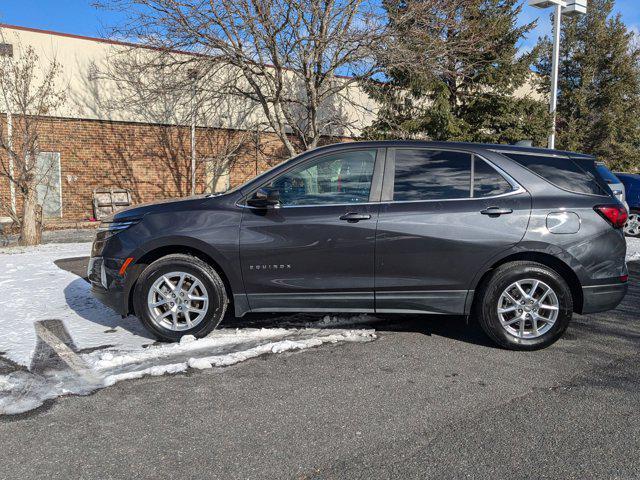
[392,149,471,201]
[473,158,514,198]
[498,152,607,196]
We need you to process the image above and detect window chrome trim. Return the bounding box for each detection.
[240,201,381,210]
[238,146,528,209]
[376,187,526,206]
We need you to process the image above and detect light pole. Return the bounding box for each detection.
[529,0,587,149]
[188,68,199,196]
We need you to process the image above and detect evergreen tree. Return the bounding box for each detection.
[536,0,640,171]
[366,0,550,145]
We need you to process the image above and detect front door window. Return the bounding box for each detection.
[264,149,377,206]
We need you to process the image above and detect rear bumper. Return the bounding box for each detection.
[581,282,628,314]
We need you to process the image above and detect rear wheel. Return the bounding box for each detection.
[133,254,228,342]
[475,261,573,350]
[624,210,640,237]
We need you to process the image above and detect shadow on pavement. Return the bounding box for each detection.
[54,255,640,351]
[56,255,153,338]
[54,255,496,348]
[61,277,153,339]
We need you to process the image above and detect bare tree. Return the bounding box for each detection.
[0,40,66,246]
[96,0,384,157]
[83,50,256,197]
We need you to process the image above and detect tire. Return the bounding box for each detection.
[624,210,640,237]
[474,261,573,351]
[133,254,228,342]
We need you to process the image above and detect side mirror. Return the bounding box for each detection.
[247,188,280,208]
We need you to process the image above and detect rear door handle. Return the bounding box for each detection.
[340,212,371,222]
[480,207,513,216]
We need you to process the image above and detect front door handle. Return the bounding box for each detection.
[480,207,513,216]
[340,212,372,222]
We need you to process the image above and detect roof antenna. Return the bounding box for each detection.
[513,140,533,147]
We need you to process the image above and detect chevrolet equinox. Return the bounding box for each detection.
[89,141,629,350]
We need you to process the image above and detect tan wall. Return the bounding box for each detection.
[0,25,378,137]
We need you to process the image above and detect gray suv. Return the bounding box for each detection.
[89,141,629,350]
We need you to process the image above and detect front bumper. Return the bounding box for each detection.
[88,256,130,316]
[581,282,628,314]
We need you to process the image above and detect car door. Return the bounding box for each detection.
[375,147,531,315]
[239,147,384,312]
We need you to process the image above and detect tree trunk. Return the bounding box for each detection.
[19,187,42,246]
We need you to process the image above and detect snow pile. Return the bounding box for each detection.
[627,237,640,262]
[98,328,374,386]
[0,327,375,415]
[0,369,101,416]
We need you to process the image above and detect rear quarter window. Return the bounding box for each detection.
[595,163,619,185]
[497,152,608,196]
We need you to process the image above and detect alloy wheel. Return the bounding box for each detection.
[147,271,209,331]
[497,279,559,339]
[624,213,640,237]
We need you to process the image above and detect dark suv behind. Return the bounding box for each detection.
[89,141,628,350]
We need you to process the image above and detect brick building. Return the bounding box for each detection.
[0,24,372,225]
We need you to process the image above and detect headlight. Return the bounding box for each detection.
[97,219,140,239]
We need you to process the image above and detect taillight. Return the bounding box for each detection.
[594,205,628,229]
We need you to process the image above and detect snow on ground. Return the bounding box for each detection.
[0,242,152,366]
[0,243,376,415]
[627,237,640,262]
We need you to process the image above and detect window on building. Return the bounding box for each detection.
[205,159,231,193]
[36,152,62,218]
[0,43,13,57]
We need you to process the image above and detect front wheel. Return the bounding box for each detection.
[624,210,640,237]
[475,261,573,350]
[133,254,228,342]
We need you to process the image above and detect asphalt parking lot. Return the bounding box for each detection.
[1,260,639,480]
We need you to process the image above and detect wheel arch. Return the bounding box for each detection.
[469,251,584,315]
[126,242,236,316]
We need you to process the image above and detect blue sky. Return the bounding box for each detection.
[1,0,639,50]
[519,0,640,52]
